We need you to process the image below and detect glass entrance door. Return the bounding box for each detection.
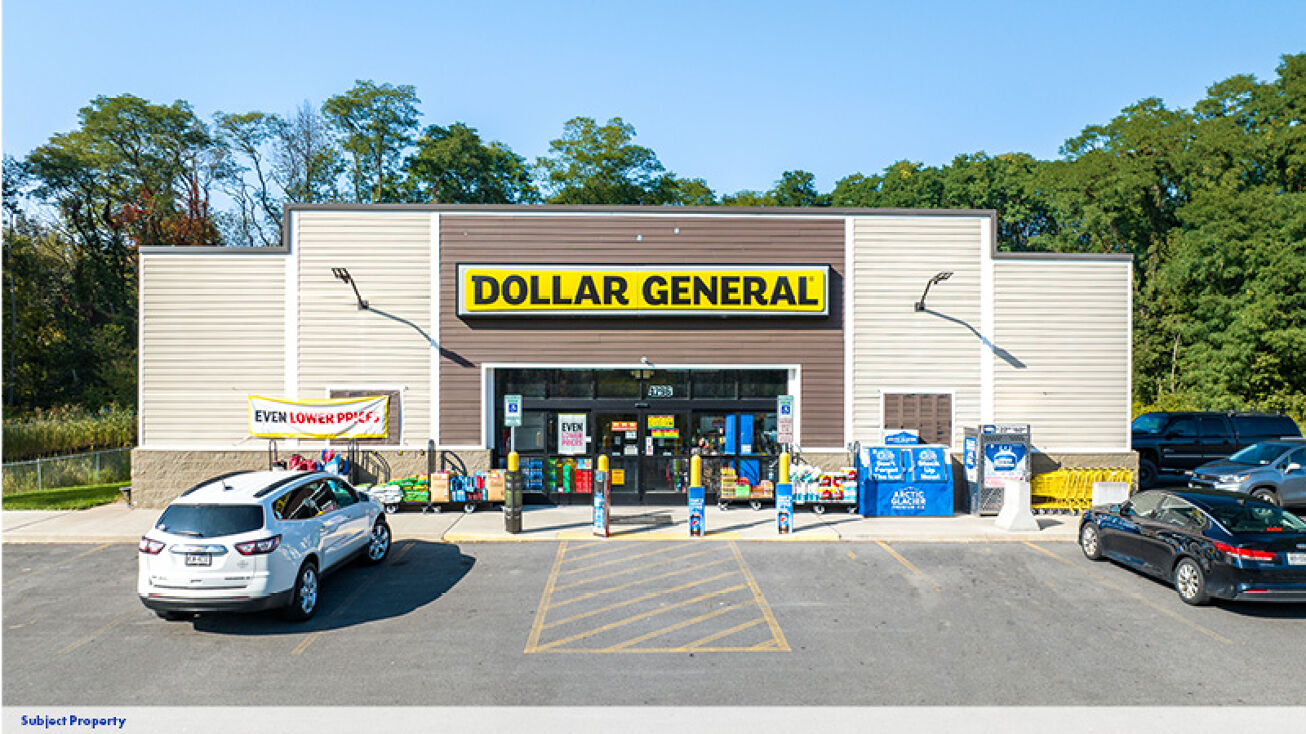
[596,413,640,501]
[640,411,690,500]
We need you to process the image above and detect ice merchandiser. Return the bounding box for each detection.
[965,425,1031,515]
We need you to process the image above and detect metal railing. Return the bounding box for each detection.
[2,448,132,495]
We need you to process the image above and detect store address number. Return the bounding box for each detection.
[648,385,674,398]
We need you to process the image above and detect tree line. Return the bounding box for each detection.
[3,55,1304,421]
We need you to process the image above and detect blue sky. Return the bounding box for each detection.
[3,0,1304,195]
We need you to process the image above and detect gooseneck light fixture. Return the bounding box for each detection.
[331,267,369,310]
[914,271,954,312]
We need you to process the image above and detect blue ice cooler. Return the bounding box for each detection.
[874,446,953,516]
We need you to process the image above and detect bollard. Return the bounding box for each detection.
[688,454,705,538]
[779,451,790,485]
[593,455,610,537]
[504,450,523,534]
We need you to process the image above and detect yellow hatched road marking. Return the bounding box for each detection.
[534,584,746,652]
[525,540,570,653]
[1021,541,1231,645]
[685,617,767,649]
[607,601,755,651]
[728,541,791,652]
[875,540,941,591]
[563,541,655,564]
[535,645,782,654]
[549,557,734,610]
[543,570,739,630]
[551,547,721,592]
[7,543,114,588]
[557,543,684,576]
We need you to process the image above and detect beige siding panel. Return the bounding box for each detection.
[297,211,431,444]
[439,215,845,447]
[850,217,984,447]
[140,255,286,445]
[994,259,1131,450]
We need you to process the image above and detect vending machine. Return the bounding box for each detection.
[966,425,1031,516]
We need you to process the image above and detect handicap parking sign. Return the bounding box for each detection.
[504,394,522,427]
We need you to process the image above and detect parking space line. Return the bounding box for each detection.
[543,570,738,630]
[549,557,734,610]
[551,547,721,592]
[1020,541,1232,645]
[605,600,754,651]
[875,540,942,591]
[60,609,136,655]
[563,542,654,564]
[525,540,570,653]
[729,541,791,651]
[6,543,114,588]
[291,541,416,656]
[686,617,766,649]
[535,584,747,651]
[557,544,684,576]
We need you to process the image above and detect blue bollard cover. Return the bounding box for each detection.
[688,485,705,537]
[775,483,794,534]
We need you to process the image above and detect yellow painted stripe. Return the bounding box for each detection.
[685,618,767,649]
[558,543,685,576]
[543,570,739,630]
[551,547,722,592]
[524,540,569,653]
[1022,541,1232,645]
[60,609,136,655]
[729,541,791,652]
[876,540,941,591]
[555,530,741,541]
[526,645,777,654]
[534,583,747,651]
[7,543,114,588]
[606,601,754,651]
[549,557,734,610]
[563,541,655,564]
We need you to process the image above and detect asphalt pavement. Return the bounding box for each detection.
[5,539,1306,706]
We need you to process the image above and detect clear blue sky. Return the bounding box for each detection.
[4,0,1304,195]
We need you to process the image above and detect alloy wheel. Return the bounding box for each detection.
[369,523,390,561]
[1176,563,1200,600]
[299,566,318,615]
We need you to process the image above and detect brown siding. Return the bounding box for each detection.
[439,215,845,446]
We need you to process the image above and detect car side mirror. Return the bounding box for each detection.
[1288,463,1302,473]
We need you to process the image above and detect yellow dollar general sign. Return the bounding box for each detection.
[457,264,829,317]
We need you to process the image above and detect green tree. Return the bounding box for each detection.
[406,122,538,203]
[720,189,772,206]
[831,161,946,209]
[275,101,344,204]
[214,111,283,246]
[323,81,421,203]
[535,117,675,204]
[769,170,829,206]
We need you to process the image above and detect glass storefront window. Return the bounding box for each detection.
[515,411,549,452]
[550,369,594,398]
[497,369,547,398]
[691,413,728,455]
[596,370,642,399]
[739,369,787,398]
[645,370,690,400]
[691,370,735,399]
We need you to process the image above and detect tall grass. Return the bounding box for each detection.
[2,405,136,461]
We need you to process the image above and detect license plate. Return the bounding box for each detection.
[1287,553,1306,566]
[185,553,211,567]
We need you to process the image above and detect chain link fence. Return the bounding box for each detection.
[2,448,132,495]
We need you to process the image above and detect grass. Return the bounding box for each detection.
[2,405,136,461]
[1,481,129,511]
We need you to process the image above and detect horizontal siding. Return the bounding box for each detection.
[140,255,286,445]
[851,217,984,448]
[440,215,845,447]
[994,259,1131,450]
[298,211,431,443]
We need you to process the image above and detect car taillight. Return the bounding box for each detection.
[138,537,165,554]
[1213,541,1277,562]
[234,535,281,555]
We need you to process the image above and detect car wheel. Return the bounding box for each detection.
[283,561,320,621]
[1139,458,1158,489]
[1173,557,1210,606]
[362,520,391,565]
[155,610,190,621]
[1251,488,1280,507]
[1079,522,1103,561]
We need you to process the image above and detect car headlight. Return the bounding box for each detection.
[1218,474,1251,483]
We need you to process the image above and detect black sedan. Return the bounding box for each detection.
[1078,488,1306,605]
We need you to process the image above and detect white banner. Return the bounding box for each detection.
[249,395,389,439]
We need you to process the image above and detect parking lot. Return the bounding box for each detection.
[5,539,1306,706]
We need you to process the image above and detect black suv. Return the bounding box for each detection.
[1132,412,1302,488]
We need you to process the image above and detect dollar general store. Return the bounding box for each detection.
[132,205,1134,506]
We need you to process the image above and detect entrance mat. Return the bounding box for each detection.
[610,512,674,526]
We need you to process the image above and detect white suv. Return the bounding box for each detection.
[138,470,390,621]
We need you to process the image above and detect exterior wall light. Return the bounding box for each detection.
[331,267,369,310]
[914,271,953,312]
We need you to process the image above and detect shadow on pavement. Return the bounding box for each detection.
[184,541,473,635]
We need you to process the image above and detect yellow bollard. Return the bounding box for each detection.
[508,451,519,473]
[779,452,790,484]
[598,455,609,473]
[691,454,702,487]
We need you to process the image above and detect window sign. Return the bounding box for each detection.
[558,413,587,455]
[648,415,679,438]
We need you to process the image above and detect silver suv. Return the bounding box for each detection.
[1188,441,1306,509]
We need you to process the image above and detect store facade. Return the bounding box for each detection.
[132,205,1135,507]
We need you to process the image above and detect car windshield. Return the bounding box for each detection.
[156,504,264,538]
[1131,414,1167,434]
[1203,500,1306,534]
[1226,443,1289,466]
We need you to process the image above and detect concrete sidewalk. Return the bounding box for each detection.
[1,501,1079,544]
